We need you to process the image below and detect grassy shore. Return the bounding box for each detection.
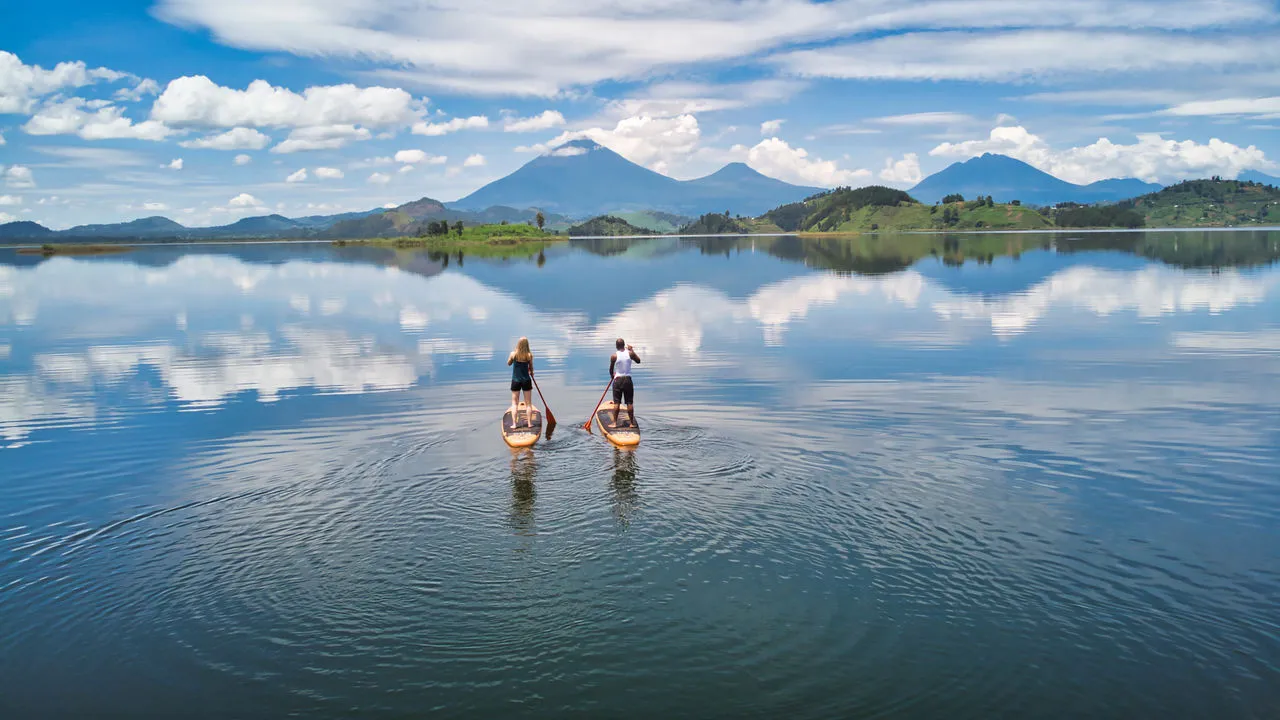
[331,223,564,257]
[16,243,135,256]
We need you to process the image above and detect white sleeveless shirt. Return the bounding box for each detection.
[613,349,632,377]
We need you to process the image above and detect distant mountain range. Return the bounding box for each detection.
[1239,169,1280,185]
[909,153,1164,206]
[452,139,823,217]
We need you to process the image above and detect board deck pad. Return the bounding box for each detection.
[502,403,542,447]
[596,401,640,446]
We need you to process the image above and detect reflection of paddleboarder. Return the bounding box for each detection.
[608,338,641,428]
[508,449,536,536]
[610,448,638,528]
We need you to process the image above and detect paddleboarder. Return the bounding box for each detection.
[608,338,641,428]
[507,337,538,428]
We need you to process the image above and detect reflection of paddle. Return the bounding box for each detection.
[584,378,614,432]
[531,374,556,437]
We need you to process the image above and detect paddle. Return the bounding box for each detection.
[584,378,614,432]
[531,373,556,435]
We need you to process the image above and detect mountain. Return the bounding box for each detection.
[910,154,1162,206]
[452,139,823,217]
[1239,170,1280,185]
[323,196,571,239]
[63,216,188,238]
[567,216,655,237]
[0,221,54,238]
[204,214,307,237]
[759,185,1051,233]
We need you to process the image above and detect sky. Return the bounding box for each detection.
[2,0,1280,229]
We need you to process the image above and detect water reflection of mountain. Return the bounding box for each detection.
[677,230,1280,275]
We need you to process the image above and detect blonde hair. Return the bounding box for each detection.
[512,337,532,362]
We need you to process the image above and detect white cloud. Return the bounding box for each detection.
[1162,96,1280,118]
[142,202,169,211]
[930,125,1275,183]
[735,138,869,187]
[503,110,566,132]
[234,153,252,165]
[228,193,263,208]
[550,114,701,174]
[550,145,586,157]
[5,165,36,188]
[868,112,975,126]
[0,211,16,223]
[22,97,173,141]
[411,115,489,136]
[114,78,161,102]
[150,1,1273,96]
[760,118,785,135]
[394,149,447,165]
[398,165,414,174]
[0,195,21,206]
[271,124,371,153]
[314,167,344,179]
[462,154,486,167]
[286,168,308,183]
[0,50,132,113]
[167,158,184,170]
[368,172,391,185]
[880,153,923,184]
[151,75,421,129]
[180,126,271,150]
[0,131,5,145]
[773,30,1280,82]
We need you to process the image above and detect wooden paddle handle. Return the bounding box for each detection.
[584,377,614,429]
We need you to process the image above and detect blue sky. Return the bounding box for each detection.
[2,0,1280,228]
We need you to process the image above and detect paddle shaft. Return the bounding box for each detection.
[584,377,614,430]
[531,374,556,425]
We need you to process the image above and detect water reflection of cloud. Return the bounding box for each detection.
[0,376,96,446]
[1173,330,1280,356]
[932,266,1275,337]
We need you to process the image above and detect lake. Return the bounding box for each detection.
[1,230,1278,718]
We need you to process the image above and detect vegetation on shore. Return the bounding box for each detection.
[567,215,654,237]
[17,243,134,256]
[678,212,752,235]
[332,222,563,257]
[1121,179,1279,227]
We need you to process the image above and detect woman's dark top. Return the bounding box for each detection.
[511,358,531,383]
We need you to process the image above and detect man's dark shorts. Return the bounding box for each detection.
[612,375,634,405]
[510,379,532,392]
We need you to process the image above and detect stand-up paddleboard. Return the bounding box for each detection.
[502,403,542,448]
[595,401,640,447]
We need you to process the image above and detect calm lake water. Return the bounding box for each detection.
[2,231,1278,718]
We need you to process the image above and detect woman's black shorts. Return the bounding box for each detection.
[612,375,634,405]
[510,379,532,392]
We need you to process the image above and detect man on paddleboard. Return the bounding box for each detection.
[608,338,641,428]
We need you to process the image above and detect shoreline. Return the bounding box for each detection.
[2,224,1279,250]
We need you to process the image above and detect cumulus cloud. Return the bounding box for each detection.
[503,110,566,132]
[0,211,16,223]
[180,127,270,150]
[167,158,184,170]
[394,149,447,165]
[462,154,486,167]
[411,115,489,136]
[0,194,22,206]
[234,154,252,165]
[150,75,420,129]
[286,168,308,183]
[368,172,391,185]
[0,50,132,113]
[880,153,923,184]
[760,118,785,135]
[22,97,173,141]
[271,124,371,153]
[6,165,36,188]
[149,0,1274,95]
[549,114,701,174]
[314,167,344,179]
[114,78,161,102]
[228,193,263,208]
[734,138,869,187]
[930,125,1275,183]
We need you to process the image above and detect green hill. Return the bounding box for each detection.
[762,186,1051,232]
[567,215,655,237]
[610,210,691,233]
[678,212,751,235]
[1121,179,1280,227]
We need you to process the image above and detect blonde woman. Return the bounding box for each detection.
[506,337,538,427]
